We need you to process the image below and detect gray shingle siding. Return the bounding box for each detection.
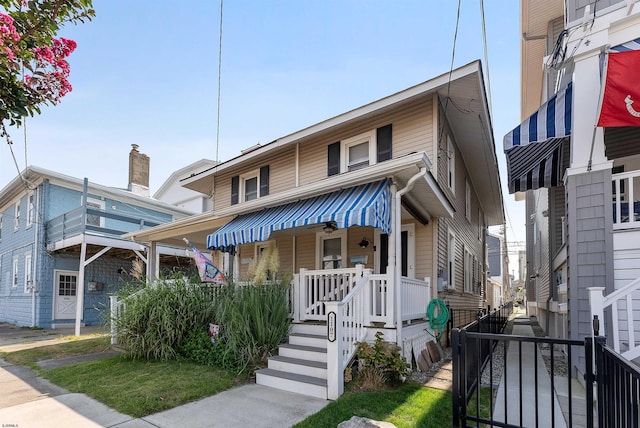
[566,169,614,370]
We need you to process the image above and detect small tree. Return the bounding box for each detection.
[0,0,94,135]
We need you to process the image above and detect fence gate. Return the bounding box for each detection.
[452,330,640,428]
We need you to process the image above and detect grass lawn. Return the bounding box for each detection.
[44,356,239,417]
[1,337,243,418]
[293,383,451,428]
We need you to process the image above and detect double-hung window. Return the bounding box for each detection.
[12,257,19,289]
[24,254,32,293]
[447,136,456,193]
[448,229,455,290]
[343,130,376,172]
[14,202,20,230]
[26,193,34,228]
[231,166,269,205]
[464,246,473,293]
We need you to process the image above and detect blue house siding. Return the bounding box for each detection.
[1,171,186,328]
[0,190,39,327]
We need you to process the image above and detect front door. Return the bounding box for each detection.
[54,270,78,319]
[376,224,415,278]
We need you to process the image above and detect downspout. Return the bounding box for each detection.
[394,167,427,346]
[31,187,39,327]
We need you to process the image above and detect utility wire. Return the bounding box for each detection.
[215,0,223,166]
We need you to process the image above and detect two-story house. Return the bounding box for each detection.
[126,60,504,399]
[0,145,193,331]
[504,0,640,370]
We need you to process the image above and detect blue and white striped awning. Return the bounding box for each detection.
[503,82,572,150]
[611,38,640,52]
[503,83,572,193]
[207,180,391,251]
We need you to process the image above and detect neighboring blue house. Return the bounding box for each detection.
[0,146,193,328]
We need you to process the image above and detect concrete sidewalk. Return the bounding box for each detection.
[0,323,329,427]
[492,316,568,427]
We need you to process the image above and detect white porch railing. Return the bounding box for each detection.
[612,170,640,229]
[589,278,640,361]
[294,265,371,322]
[401,277,431,322]
[325,273,371,399]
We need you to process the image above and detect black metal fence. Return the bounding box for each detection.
[452,313,640,428]
[594,336,640,428]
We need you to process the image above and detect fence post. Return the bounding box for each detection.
[325,300,343,400]
[109,295,118,345]
[292,274,301,323]
[452,328,461,427]
[594,335,607,428]
[298,269,307,322]
[584,337,594,428]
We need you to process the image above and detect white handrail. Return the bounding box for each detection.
[326,272,371,400]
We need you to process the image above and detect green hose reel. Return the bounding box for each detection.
[425,298,449,340]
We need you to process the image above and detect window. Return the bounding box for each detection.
[243,174,258,201]
[464,246,473,293]
[316,229,347,270]
[327,125,392,177]
[12,257,18,288]
[14,202,20,230]
[465,180,471,221]
[26,193,34,228]
[447,136,455,193]
[86,198,105,227]
[448,229,456,290]
[343,130,376,173]
[0,214,3,240]
[58,273,77,296]
[24,254,32,293]
[231,166,269,205]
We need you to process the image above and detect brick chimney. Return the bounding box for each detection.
[128,144,150,197]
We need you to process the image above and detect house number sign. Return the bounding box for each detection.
[328,311,336,342]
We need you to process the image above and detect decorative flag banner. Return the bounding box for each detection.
[597,50,640,127]
[183,238,226,284]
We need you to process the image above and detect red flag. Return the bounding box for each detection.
[597,50,640,127]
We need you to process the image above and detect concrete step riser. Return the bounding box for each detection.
[279,347,327,363]
[268,359,327,379]
[256,373,327,400]
[290,324,326,336]
[288,335,326,348]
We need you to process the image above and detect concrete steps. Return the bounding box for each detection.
[256,323,328,399]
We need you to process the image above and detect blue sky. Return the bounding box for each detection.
[1,0,524,269]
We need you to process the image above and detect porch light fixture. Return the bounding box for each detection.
[358,237,370,248]
[323,222,338,234]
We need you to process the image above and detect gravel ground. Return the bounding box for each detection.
[409,312,570,389]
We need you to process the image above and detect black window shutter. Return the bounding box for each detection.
[377,124,392,162]
[231,175,239,205]
[327,142,340,176]
[260,165,270,197]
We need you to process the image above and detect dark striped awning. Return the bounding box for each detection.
[207,180,391,252]
[503,83,572,194]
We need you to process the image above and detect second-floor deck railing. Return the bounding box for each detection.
[612,169,640,229]
[46,206,162,245]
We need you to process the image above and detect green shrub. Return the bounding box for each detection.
[213,281,291,373]
[178,329,232,368]
[354,331,410,390]
[114,275,217,360]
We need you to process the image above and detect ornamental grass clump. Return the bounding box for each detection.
[213,280,291,373]
[114,275,217,361]
[353,331,410,391]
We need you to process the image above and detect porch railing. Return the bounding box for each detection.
[295,265,370,322]
[400,277,431,321]
[612,170,640,229]
[589,279,640,361]
[325,273,372,399]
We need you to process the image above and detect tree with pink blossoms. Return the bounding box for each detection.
[0,0,94,135]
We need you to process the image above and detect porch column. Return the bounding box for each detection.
[75,178,89,337]
[147,241,159,282]
[386,183,397,329]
